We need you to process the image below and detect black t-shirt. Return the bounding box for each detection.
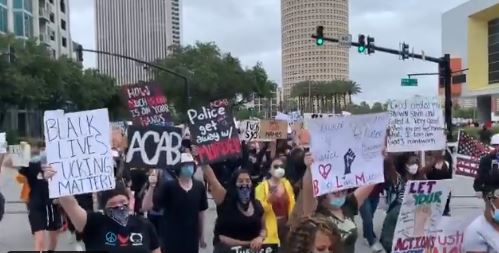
[154,179,208,253]
[82,212,159,253]
[19,162,50,208]
[213,196,264,245]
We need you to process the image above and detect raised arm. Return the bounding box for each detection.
[302,152,317,217]
[202,164,226,205]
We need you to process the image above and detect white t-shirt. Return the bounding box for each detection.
[463,215,499,253]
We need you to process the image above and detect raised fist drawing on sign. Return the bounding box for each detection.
[343,148,356,175]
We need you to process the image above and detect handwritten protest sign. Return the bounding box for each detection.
[307,113,389,196]
[392,180,451,253]
[125,125,182,169]
[121,82,171,127]
[420,216,466,253]
[258,120,287,140]
[188,100,241,164]
[8,142,31,167]
[44,109,114,198]
[0,132,6,153]
[222,244,278,253]
[239,120,260,141]
[387,97,445,152]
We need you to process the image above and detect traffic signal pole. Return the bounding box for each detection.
[76,46,191,107]
[312,35,454,141]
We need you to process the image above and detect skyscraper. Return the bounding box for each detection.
[0,0,73,58]
[95,0,182,86]
[281,0,349,101]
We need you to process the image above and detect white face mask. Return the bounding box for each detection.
[406,164,419,175]
[272,167,285,179]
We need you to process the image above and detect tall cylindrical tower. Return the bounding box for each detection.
[281,0,349,105]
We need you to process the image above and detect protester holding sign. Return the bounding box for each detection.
[380,152,426,253]
[255,157,295,250]
[48,175,161,253]
[285,216,342,253]
[463,159,499,253]
[200,159,266,252]
[14,141,63,252]
[302,152,377,253]
[424,149,453,216]
[143,153,208,253]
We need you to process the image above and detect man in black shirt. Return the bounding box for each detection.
[143,153,208,253]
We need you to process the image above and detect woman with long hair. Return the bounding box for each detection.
[202,162,266,252]
[380,152,426,253]
[255,157,296,251]
[285,216,342,253]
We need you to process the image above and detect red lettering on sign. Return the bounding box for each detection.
[197,137,241,164]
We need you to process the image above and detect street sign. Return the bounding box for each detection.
[401,78,418,86]
[339,34,352,48]
[452,74,466,84]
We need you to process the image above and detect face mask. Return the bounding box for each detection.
[180,164,194,178]
[105,205,129,227]
[272,167,285,178]
[491,201,499,223]
[329,196,346,208]
[406,164,419,175]
[237,185,252,204]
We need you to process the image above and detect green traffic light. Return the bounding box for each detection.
[316,38,324,46]
[358,46,366,53]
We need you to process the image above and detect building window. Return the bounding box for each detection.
[50,30,55,40]
[0,6,7,33]
[49,0,53,3]
[13,11,24,36]
[489,18,499,84]
[62,37,67,47]
[61,19,66,30]
[13,0,23,9]
[24,13,33,37]
[60,0,65,13]
[49,13,54,22]
[0,0,5,5]
[23,0,32,12]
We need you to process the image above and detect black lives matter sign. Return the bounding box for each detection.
[125,125,182,169]
[44,109,115,198]
[187,99,241,165]
[121,82,172,127]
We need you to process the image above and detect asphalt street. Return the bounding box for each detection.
[0,166,483,253]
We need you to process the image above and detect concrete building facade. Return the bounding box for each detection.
[0,0,73,58]
[281,0,349,106]
[95,0,182,86]
[442,0,499,122]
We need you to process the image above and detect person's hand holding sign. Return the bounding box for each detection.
[42,165,57,181]
[250,235,264,251]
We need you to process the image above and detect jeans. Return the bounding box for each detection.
[359,195,380,246]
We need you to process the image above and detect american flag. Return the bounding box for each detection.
[456,130,493,177]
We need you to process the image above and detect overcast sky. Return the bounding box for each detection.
[69,0,469,103]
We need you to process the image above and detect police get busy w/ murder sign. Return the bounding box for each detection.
[44,108,115,198]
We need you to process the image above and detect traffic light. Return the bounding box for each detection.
[358,35,366,53]
[316,26,324,46]
[367,36,375,54]
[76,45,83,62]
[401,43,410,60]
[8,46,15,63]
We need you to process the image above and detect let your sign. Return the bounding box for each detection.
[44,109,115,198]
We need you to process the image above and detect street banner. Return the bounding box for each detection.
[258,120,287,140]
[44,108,115,198]
[239,120,260,142]
[306,113,389,196]
[387,96,446,152]
[391,180,451,253]
[8,142,31,167]
[187,99,241,165]
[455,130,493,178]
[125,125,182,169]
[0,132,6,154]
[121,82,172,127]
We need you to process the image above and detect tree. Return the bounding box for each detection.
[153,42,276,119]
[371,102,384,113]
[0,33,120,127]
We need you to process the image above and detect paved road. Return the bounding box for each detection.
[0,167,484,252]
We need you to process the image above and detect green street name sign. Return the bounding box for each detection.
[401,78,418,86]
